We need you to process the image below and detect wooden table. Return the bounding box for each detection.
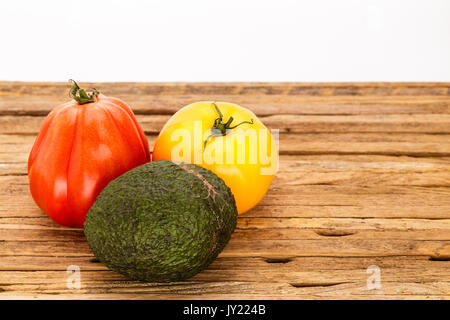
[1,82,449,299]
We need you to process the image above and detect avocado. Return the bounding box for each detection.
[84,160,237,282]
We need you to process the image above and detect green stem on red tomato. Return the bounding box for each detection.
[69,79,99,105]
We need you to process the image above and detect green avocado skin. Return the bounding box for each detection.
[84,160,237,282]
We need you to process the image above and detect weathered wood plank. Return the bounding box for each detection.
[3,174,450,197]
[1,82,449,96]
[7,142,450,194]
[2,96,449,117]
[2,283,450,300]
[1,261,449,285]
[1,292,448,300]
[3,154,450,187]
[1,220,450,241]
[3,200,450,220]
[0,268,448,288]
[3,215,450,231]
[0,255,444,272]
[3,115,450,135]
[0,271,449,299]
[2,134,450,160]
[1,82,450,117]
[1,238,449,259]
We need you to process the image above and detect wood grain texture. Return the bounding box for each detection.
[0,82,449,300]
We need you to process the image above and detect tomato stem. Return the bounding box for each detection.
[203,103,254,151]
[69,79,99,105]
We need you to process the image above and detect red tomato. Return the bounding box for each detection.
[28,80,150,227]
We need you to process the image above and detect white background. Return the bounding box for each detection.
[0,0,449,82]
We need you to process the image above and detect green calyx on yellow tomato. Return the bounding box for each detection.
[152,101,278,214]
[203,102,254,151]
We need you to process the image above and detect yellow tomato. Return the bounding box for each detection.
[152,101,278,214]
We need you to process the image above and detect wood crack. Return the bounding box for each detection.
[289,282,348,288]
